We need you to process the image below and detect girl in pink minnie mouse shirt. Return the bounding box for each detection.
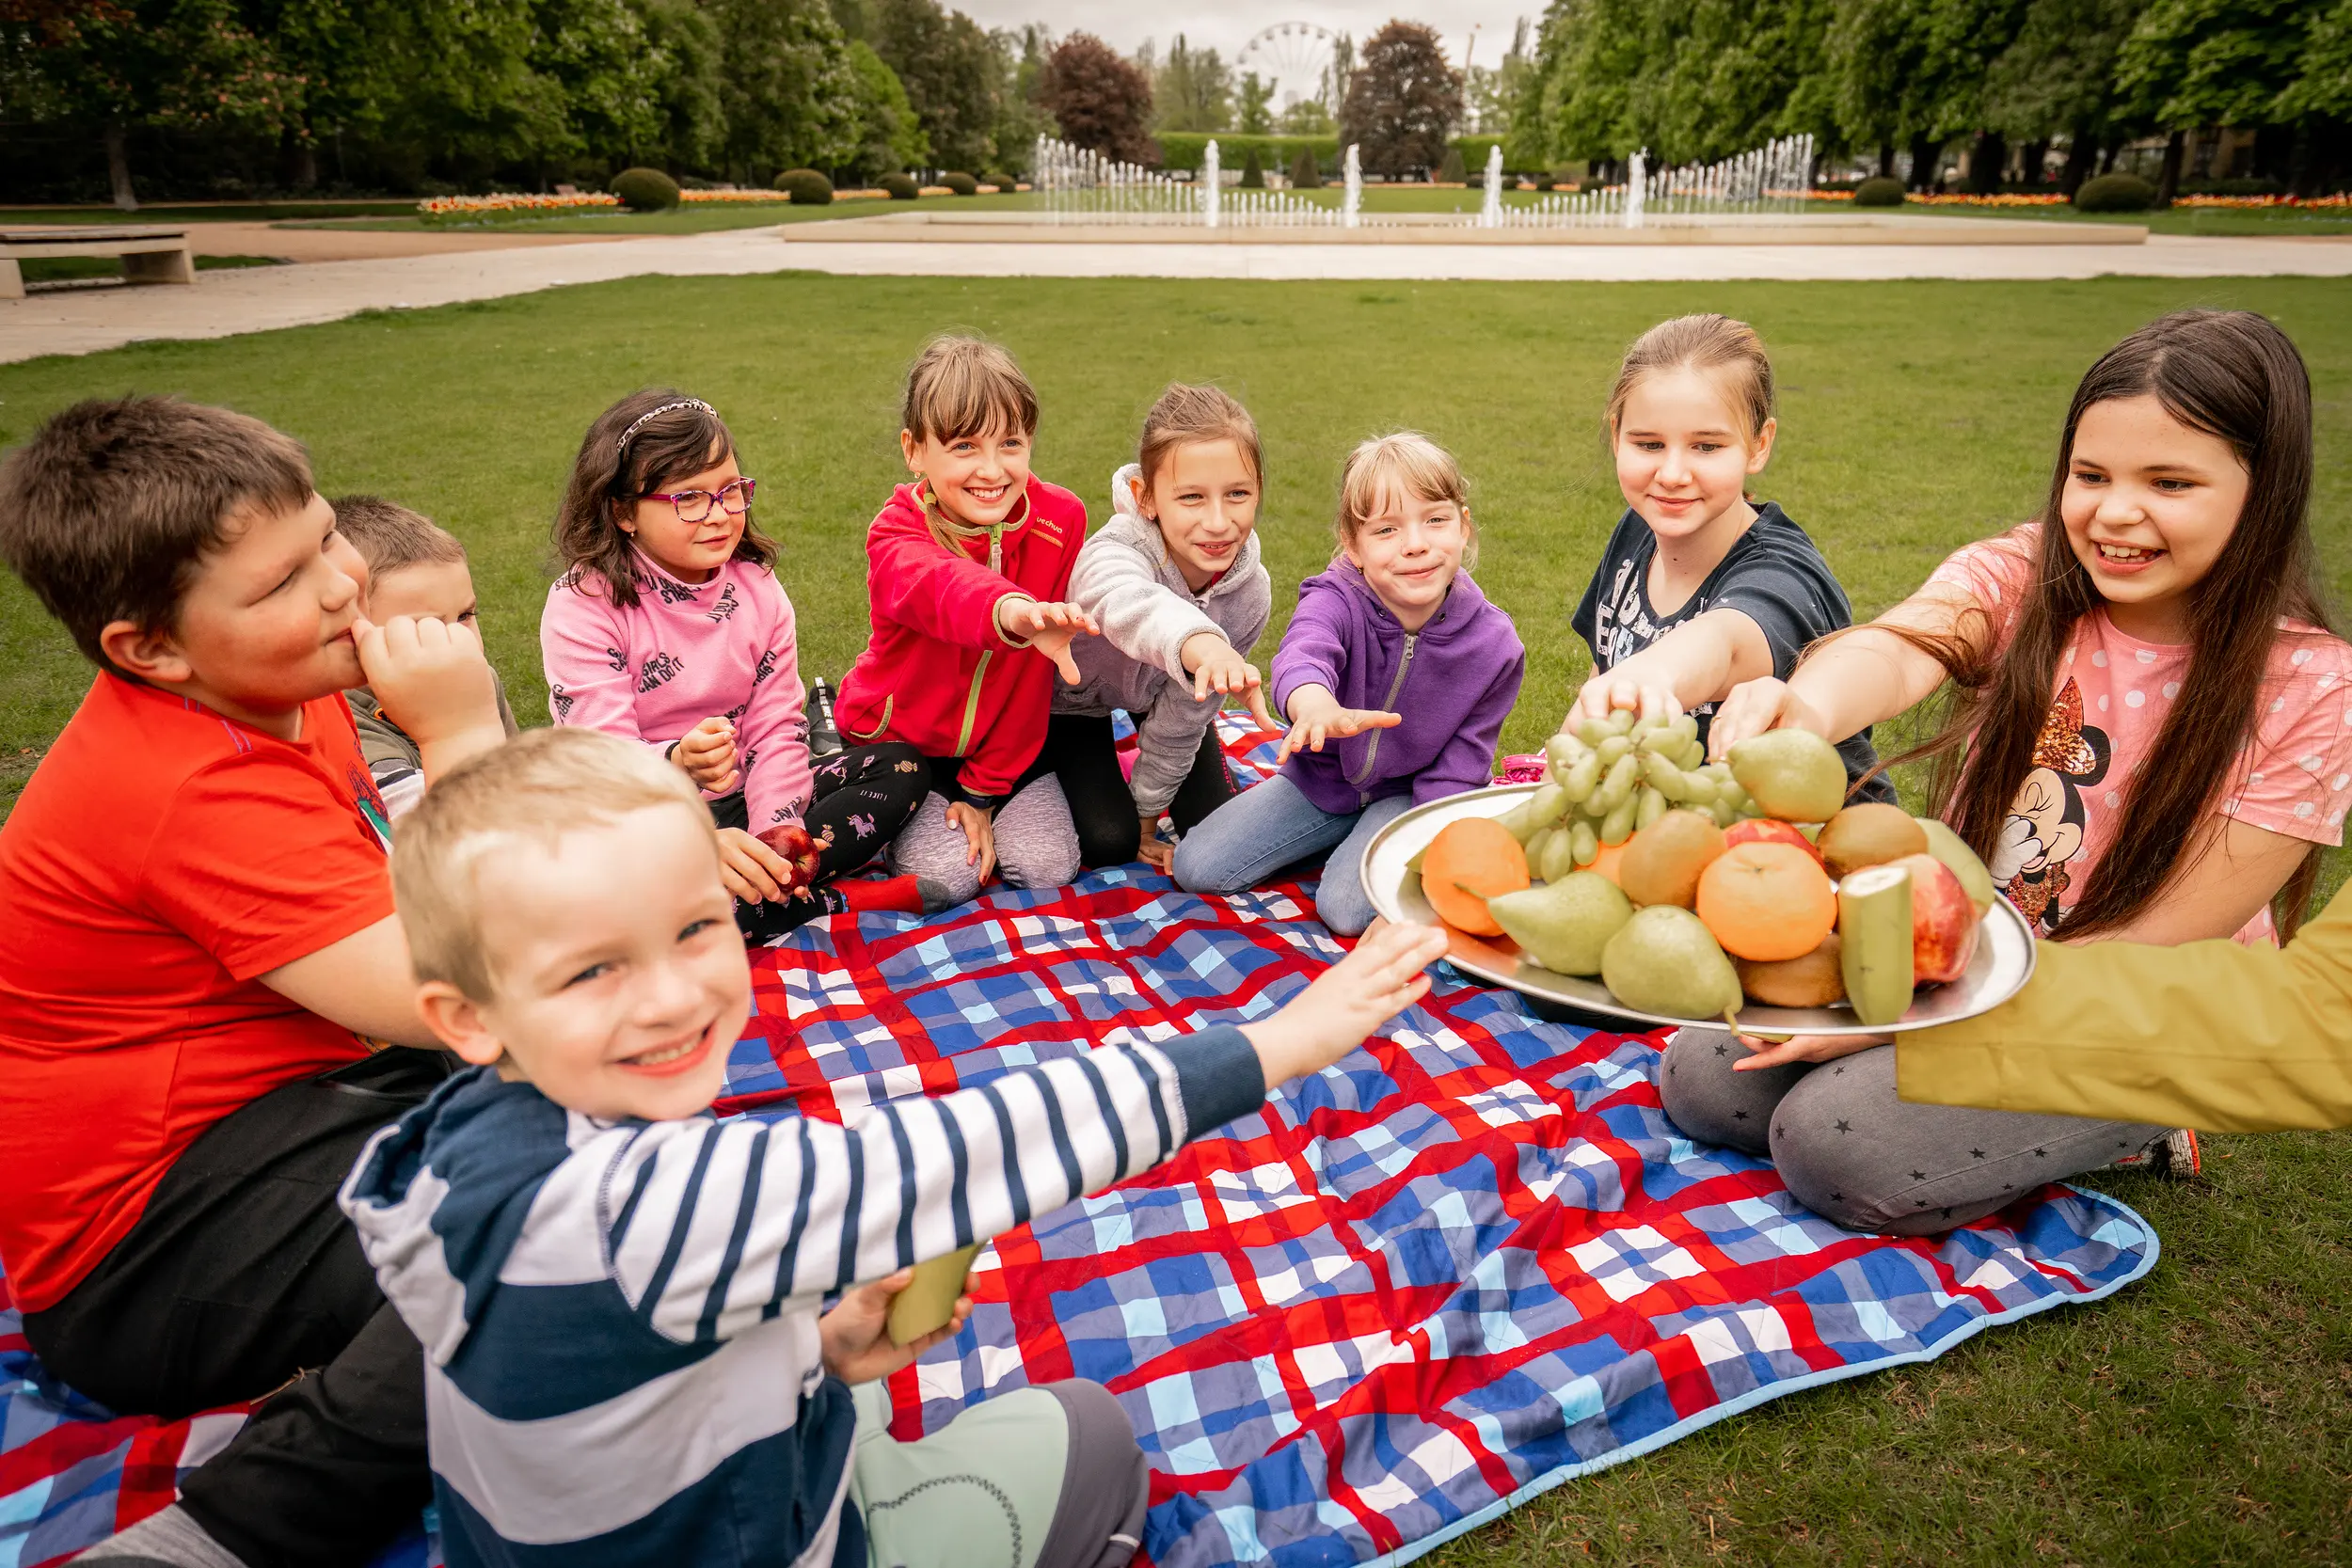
[542,390,937,937]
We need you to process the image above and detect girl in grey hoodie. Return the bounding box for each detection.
[1041,386,1277,870]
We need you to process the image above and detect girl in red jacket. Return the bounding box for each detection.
[837,336,1099,905]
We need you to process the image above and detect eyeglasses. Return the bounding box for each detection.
[644,477,756,524]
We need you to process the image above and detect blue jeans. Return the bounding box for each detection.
[1171,774,1414,936]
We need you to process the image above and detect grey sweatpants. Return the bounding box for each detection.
[886,779,1082,906]
[1658,1028,2162,1236]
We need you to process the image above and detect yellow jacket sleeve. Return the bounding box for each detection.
[1896,881,2352,1132]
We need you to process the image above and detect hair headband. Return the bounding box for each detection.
[616,399,717,455]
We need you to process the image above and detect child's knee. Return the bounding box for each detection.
[1657,1028,1793,1157]
[999,831,1080,891]
[1313,880,1373,936]
[1033,1380,1147,1568]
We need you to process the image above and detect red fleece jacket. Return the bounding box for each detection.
[837,477,1086,806]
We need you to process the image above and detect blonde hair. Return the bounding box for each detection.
[392,727,710,1002]
[901,334,1039,446]
[1136,383,1263,496]
[1602,313,1776,449]
[1333,431,1477,569]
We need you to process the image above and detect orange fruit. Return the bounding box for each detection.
[1588,842,1628,887]
[1421,816,1531,937]
[1695,842,1836,961]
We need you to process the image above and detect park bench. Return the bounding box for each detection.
[0,225,196,300]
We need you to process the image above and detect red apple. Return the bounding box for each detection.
[755,822,823,890]
[1890,852,1979,984]
[1724,817,1826,870]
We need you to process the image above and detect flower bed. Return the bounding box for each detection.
[417,192,620,217]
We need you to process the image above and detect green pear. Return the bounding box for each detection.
[1916,817,1998,915]
[1487,873,1632,976]
[1600,905,1742,1022]
[1727,729,1848,824]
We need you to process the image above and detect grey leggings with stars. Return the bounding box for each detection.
[1658,1029,2162,1236]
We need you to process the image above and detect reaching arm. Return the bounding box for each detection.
[605,922,1446,1345]
[260,914,439,1048]
[1707,581,1987,760]
[866,511,1033,651]
[1898,878,2352,1132]
[1569,608,1772,727]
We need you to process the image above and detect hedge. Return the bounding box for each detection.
[1853,176,1905,207]
[940,171,978,196]
[879,172,919,200]
[2074,171,2155,213]
[610,166,679,211]
[776,168,833,205]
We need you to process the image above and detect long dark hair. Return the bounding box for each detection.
[551,388,776,610]
[1882,309,2331,940]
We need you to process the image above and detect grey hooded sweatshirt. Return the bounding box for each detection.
[1055,463,1274,816]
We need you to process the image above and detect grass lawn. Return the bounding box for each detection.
[0,275,2347,1562]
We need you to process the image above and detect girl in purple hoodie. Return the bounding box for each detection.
[1173,433,1525,934]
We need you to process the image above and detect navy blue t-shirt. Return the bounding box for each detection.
[1571,502,1896,801]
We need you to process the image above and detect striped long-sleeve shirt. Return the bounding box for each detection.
[338,1026,1264,1568]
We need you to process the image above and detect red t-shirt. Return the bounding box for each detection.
[0,674,396,1310]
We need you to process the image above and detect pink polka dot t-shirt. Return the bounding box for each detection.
[1930,522,2352,944]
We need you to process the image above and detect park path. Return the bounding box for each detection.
[5,225,2347,365]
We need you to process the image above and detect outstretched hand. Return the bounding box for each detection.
[1276,685,1402,766]
[1569,671,1679,729]
[999,598,1100,686]
[818,1269,972,1386]
[1182,632,1279,733]
[1706,676,1836,763]
[1242,920,1449,1085]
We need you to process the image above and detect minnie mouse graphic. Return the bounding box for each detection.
[1990,676,2112,934]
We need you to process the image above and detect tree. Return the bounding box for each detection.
[2273,0,2351,193]
[1236,70,1274,135]
[632,0,726,173]
[2118,0,2308,198]
[1289,142,1321,187]
[1039,31,1152,164]
[988,23,1052,175]
[843,38,924,177]
[872,0,1000,171]
[1342,20,1462,179]
[710,0,860,183]
[1153,33,1232,133]
[1279,96,1333,135]
[1981,0,2135,193]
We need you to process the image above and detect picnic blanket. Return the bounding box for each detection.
[0,718,2158,1568]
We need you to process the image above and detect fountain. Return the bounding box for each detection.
[1343,143,1362,229]
[1480,144,1502,229]
[1624,149,1646,229]
[1203,139,1221,230]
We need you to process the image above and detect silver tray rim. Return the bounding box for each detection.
[1360,783,2037,1037]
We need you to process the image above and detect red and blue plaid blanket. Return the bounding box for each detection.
[0,719,2156,1568]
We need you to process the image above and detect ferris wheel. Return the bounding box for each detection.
[1240,22,1340,107]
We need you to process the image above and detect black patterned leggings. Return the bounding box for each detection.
[711,742,930,937]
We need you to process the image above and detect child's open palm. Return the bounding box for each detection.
[998,598,1100,686]
[1276,685,1402,766]
[818,1269,973,1385]
[1242,920,1449,1083]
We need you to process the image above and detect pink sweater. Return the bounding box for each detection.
[541,550,811,833]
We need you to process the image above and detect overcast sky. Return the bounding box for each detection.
[952,4,1537,103]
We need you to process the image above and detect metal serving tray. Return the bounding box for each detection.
[1360,784,2037,1037]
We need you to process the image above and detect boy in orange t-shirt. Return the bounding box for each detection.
[0,397,508,1568]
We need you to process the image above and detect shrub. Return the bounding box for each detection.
[1239,147,1265,189]
[941,171,978,196]
[2074,171,2155,212]
[1438,146,1467,184]
[1853,176,1905,208]
[610,167,680,212]
[1289,146,1321,189]
[777,168,834,205]
[1532,174,1555,192]
[880,173,919,200]
[980,170,1016,190]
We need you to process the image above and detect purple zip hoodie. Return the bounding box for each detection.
[1270,561,1526,815]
